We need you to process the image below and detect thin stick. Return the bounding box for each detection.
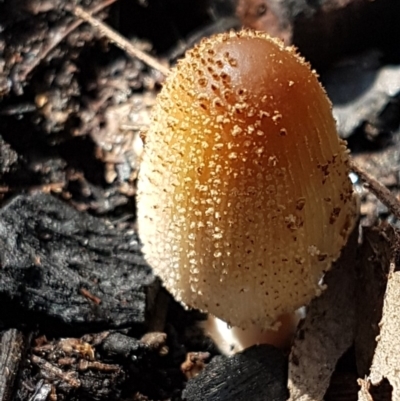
[0,182,65,194]
[69,5,170,77]
[19,0,118,82]
[350,160,400,221]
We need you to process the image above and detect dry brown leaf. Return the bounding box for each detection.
[368,266,400,400]
[355,225,394,376]
[288,228,358,401]
[354,224,400,401]
[358,379,374,401]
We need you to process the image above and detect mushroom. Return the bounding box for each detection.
[137,30,357,330]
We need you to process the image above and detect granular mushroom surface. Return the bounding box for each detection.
[137,30,357,329]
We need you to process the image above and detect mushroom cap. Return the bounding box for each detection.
[137,30,357,329]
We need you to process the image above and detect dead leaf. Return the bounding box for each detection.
[358,379,374,401]
[369,267,400,399]
[288,227,358,401]
[355,224,399,401]
[354,225,394,376]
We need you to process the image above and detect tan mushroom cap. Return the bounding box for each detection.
[137,30,357,329]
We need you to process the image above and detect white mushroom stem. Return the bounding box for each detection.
[202,310,304,355]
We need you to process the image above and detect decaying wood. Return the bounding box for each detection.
[0,330,25,401]
[183,344,288,401]
[0,193,156,333]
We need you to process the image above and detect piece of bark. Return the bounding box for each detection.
[22,380,52,401]
[288,227,358,401]
[0,137,18,176]
[0,329,25,401]
[101,332,151,361]
[181,351,210,380]
[182,344,288,401]
[0,192,156,334]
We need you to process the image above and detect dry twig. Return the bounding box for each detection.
[350,160,400,221]
[19,0,119,83]
[0,182,65,194]
[68,5,170,76]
